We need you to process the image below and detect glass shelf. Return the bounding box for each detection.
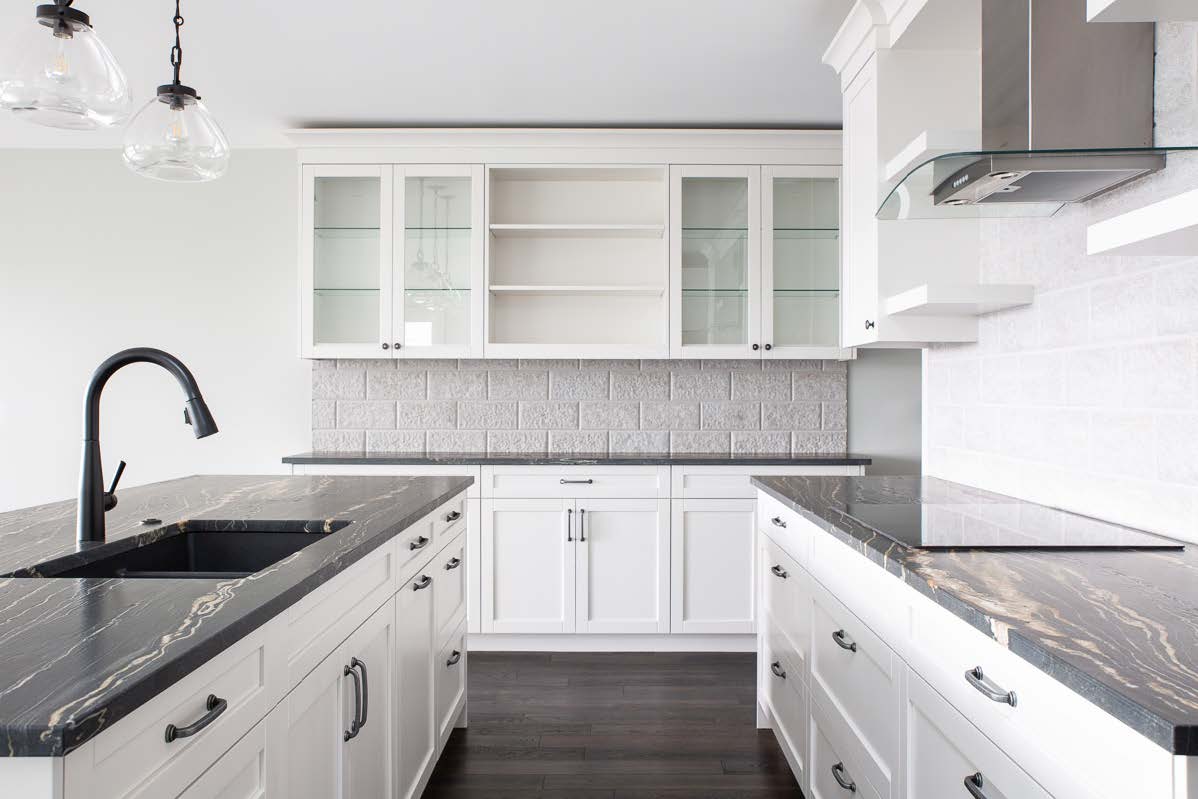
[405,287,471,292]
[405,226,471,231]
[315,226,381,231]
[681,228,748,240]
[878,145,1198,220]
[314,287,379,293]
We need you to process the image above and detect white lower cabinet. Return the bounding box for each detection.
[481,497,576,633]
[435,622,468,750]
[671,498,757,634]
[177,714,281,799]
[575,498,670,634]
[397,565,438,799]
[810,698,883,799]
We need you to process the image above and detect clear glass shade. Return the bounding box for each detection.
[122,92,230,182]
[0,16,131,129]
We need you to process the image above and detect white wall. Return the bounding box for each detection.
[849,349,921,475]
[0,149,308,511]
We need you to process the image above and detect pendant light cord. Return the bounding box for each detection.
[170,0,184,86]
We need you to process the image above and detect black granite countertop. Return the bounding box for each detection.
[752,475,1198,755]
[0,474,472,757]
[283,450,873,467]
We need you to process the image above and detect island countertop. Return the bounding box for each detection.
[0,473,472,757]
[752,474,1198,755]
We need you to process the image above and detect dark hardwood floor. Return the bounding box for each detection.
[422,652,802,799]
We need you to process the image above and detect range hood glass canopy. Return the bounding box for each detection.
[877,146,1198,221]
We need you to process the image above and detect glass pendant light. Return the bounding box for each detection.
[122,0,229,182]
[0,0,131,129]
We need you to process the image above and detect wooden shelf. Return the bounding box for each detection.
[488,224,665,238]
[489,285,665,297]
[885,284,1034,317]
[1087,0,1198,21]
[883,130,981,183]
[1087,187,1198,256]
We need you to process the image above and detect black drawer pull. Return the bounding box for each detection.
[770,661,786,679]
[447,650,462,667]
[353,656,369,728]
[413,574,432,591]
[343,662,362,741]
[444,557,462,571]
[165,694,227,743]
[445,510,462,522]
[560,478,594,485]
[965,773,988,799]
[832,629,857,652]
[770,564,788,579]
[771,516,787,528]
[831,761,856,792]
[965,666,1017,707]
[410,535,430,551]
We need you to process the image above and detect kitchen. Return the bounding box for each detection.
[0,1,1195,797]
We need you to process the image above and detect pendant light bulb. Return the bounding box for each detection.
[0,1,132,129]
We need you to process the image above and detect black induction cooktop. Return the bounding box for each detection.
[835,502,1183,550]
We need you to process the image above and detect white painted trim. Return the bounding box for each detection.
[0,758,62,799]
[468,633,756,652]
[288,128,842,151]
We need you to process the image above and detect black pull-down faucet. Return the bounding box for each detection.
[78,348,218,544]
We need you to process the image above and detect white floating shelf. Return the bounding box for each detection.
[1086,187,1198,256]
[489,284,665,297]
[1087,0,1198,21]
[488,224,665,238]
[885,284,1035,317]
[883,130,981,184]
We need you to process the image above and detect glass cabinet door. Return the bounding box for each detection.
[301,165,393,358]
[670,166,761,358]
[396,165,483,357]
[762,166,843,356]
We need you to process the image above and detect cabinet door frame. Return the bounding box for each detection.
[574,497,670,634]
[300,163,395,359]
[341,598,396,799]
[669,164,762,359]
[761,164,853,361]
[671,498,757,634]
[392,164,485,358]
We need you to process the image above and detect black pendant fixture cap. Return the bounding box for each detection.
[36,2,90,36]
[156,84,200,110]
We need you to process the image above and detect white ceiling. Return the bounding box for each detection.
[0,0,849,148]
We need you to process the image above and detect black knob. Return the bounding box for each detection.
[381,343,390,350]
[752,343,760,351]
[764,344,772,351]
[394,342,402,349]
[865,320,876,330]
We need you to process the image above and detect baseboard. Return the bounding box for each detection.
[468,633,756,652]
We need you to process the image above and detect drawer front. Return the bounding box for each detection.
[762,537,806,658]
[64,621,280,799]
[434,530,467,650]
[177,714,277,799]
[809,579,898,797]
[674,469,757,499]
[810,698,883,799]
[758,494,811,568]
[432,493,467,541]
[483,465,670,499]
[906,670,1050,799]
[763,616,808,785]
[285,539,398,687]
[397,510,438,570]
[435,622,467,749]
[908,589,1173,799]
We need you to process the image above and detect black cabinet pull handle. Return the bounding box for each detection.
[447,650,462,667]
[770,564,788,579]
[342,664,362,741]
[752,343,760,351]
[566,507,573,542]
[965,666,1017,706]
[770,661,786,679]
[445,510,461,522]
[445,557,462,570]
[964,773,988,799]
[831,762,856,792]
[560,478,594,485]
[832,629,857,652]
[165,694,227,743]
[381,342,390,350]
[394,342,402,350]
[413,574,432,591]
[352,656,369,729]
[771,516,787,528]
[579,508,587,542]
[410,535,430,551]
[864,320,875,330]
[764,343,772,351]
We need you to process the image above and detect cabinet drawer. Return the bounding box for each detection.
[763,616,808,785]
[435,622,467,750]
[483,465,670,498]
[63,620,280,799]
[177,712,279,799]
[434,530,467,650]
[758,493,811,567]
[810,697,883,799]
[908,588,1173,799]
[906,670,1050,799]
[809,579,898,798]
[433,493,467,541]
[397,511,438,570]
[761,536,806,658]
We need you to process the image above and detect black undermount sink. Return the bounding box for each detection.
[41,521,351,579]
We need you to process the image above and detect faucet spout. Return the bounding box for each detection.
[78,348,219,544]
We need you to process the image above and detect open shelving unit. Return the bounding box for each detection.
[1087,187,1198,256]
[486,165,669,356]
[884,284,1034,317]
[1087,0,1198,21]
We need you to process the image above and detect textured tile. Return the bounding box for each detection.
[822,360,848,373]
[822,402,848,431]
[395,401,456,429]
[731,371,790,401]
[1065,347,1122,408]
[963,406,1001,452]
[520,359,578,370]
[459,358,517,370]
[1018,352,1066,406]
[312,400,336,430]
[549,431,608,454]
[762,402,822,431]
[427,430,486,453]
[336,401,396,429]
[488,430,548,453]
[762,359,825,371]
[792,431,848,454]
[792,371,846,401]
[1090,410,1157,479]
[671,371,730,401]
[1038,288,1090,349]
[518,402,580,429]
[641,359,701,371]
[1121,340,1195,409]
[428,370,487,400]
[584,359,639,371]
[1159,414,1198,486]
[550,369,609,400]
[336,358,394,371]
[611,371,669,400]
[981,356,1021,404]
[701,402,761,430]
[312,430,364,451]
[314,369,366,400]
[1156,264,1198,336]
[1091,274,1155,344]
[366,430,425,453]
[731,431,790,454]
[457,402,518,430]
[949,360,982,406]
[701,359,761,370]
[641,402,700,430]
[311,358,336,370]
[366,370,426,400]
[489,370,548,400]
[397,358,456,370]
[609,430,669,453]
[671,431,731,454]
[580,402,640,430]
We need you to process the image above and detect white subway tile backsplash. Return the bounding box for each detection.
[701,401,760,430]
[488,430,548,453]
[1090,274,1155,344]
[611,370,670,400]
[427,430,486,452]
[549,430,608,454]
[610,430,669,453]
[395,401,456,429]
[671,431,730,454]
[313,369,366,400]
[549,369,609,400]
[1155,263,1198,336]
[732,431,790,454]
[366,370,426,400]
[761,402,822,431]
[366,430,425,453]
[489,369,548,400]
[671,371,731,401]
[458,402,517,430]
[1120,340,1195,409]
[312,400,336,430]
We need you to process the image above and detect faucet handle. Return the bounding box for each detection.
[104,460,126,511]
